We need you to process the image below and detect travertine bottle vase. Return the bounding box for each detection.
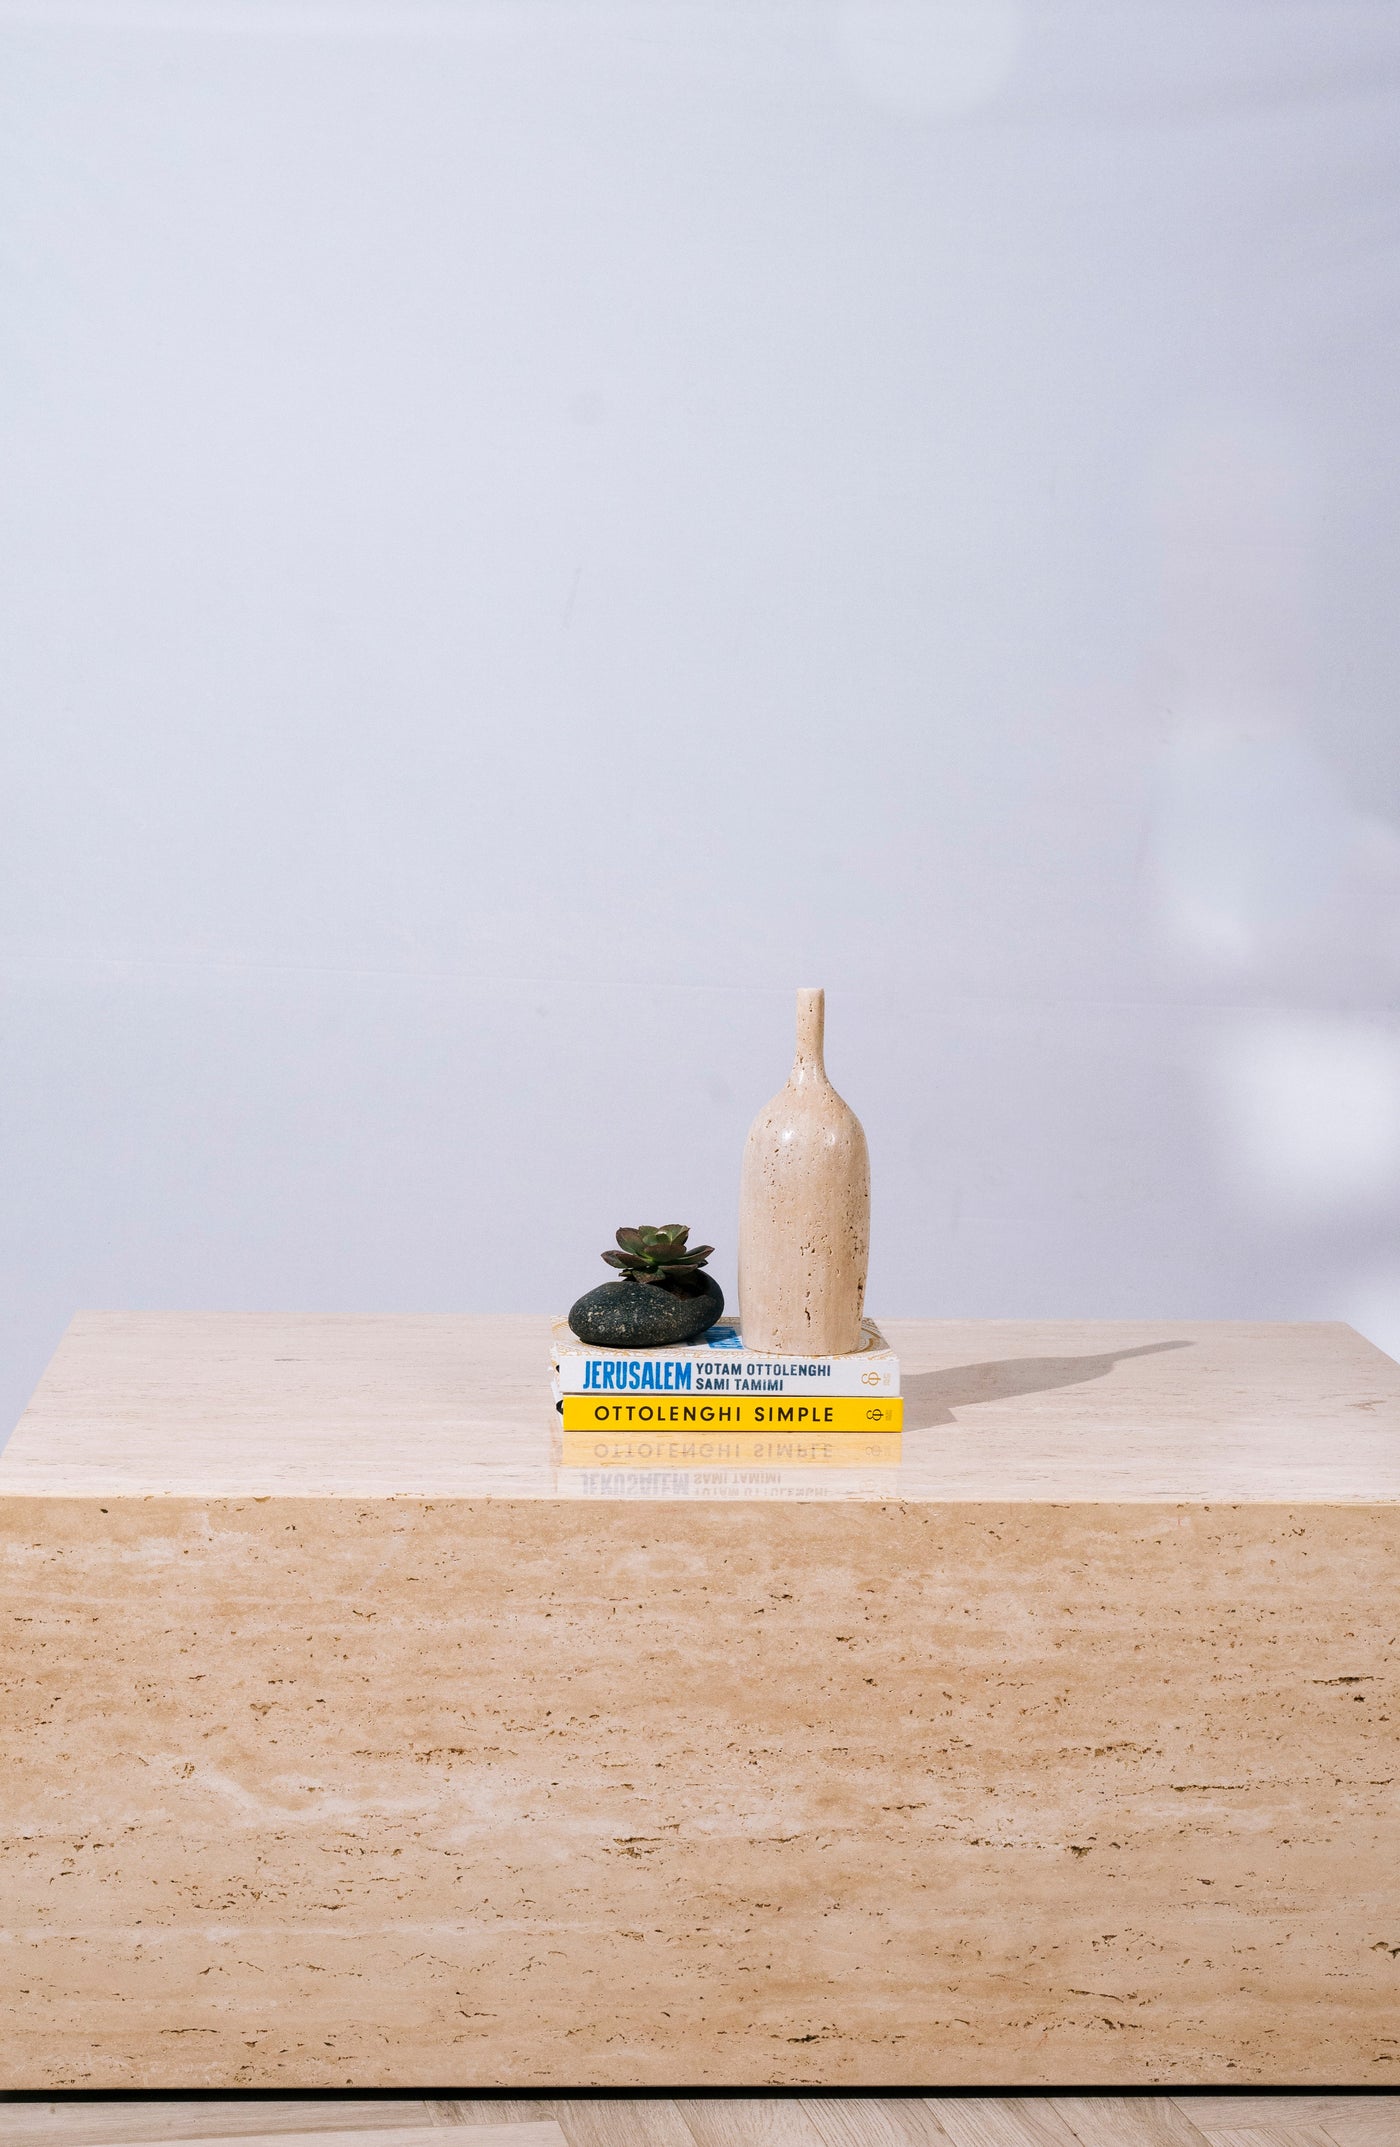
[738,987,870,1355]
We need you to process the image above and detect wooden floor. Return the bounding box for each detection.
[0,2095,1394,2147]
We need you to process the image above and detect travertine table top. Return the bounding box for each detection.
[2,1310,1396,1502]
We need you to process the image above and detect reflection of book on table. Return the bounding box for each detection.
[557,1464,904,1498]
[561,1430,903,1468]
[561,1395,903,1432]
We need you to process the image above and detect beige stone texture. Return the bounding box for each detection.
[737,988,871,1356]
[1,1313,1397,2089]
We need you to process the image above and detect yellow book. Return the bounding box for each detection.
[560,1395,903,1433]
[561,1429,903,1469]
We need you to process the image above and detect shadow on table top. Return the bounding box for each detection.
[903,1339,1193,1430]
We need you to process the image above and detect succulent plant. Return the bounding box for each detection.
[601,1224,715,1295]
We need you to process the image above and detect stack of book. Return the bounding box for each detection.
[550,1316,901,1468]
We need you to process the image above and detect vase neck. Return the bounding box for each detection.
[791,986,828,1087]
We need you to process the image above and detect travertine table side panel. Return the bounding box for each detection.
[3,1492,1397,2088]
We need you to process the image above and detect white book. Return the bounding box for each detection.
[550,1315,899,1398]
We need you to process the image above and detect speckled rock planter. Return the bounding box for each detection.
[567,1272,724,1348]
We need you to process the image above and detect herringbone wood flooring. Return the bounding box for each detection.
[0,2095,1394,2147]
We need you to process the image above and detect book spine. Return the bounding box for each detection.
[561,1396,903,1433]
[561,1430,902,1469]
[553,1360,899,1398]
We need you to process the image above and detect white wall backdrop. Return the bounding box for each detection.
[3,0,1399,1436]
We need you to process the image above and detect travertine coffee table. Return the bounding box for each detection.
[1,1313,1397,2088]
